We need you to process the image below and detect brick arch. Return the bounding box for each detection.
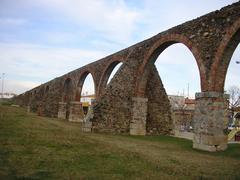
[39,87,45,98]
[29,91,33,99]
[135,34,205,97]
[62,77,75,102]
[210,18,240,92]
[45,85,50,94]
[75,71,97,101]
[97,60,123,97]
[25,91,31,105]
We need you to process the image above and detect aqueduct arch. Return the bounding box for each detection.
[210,18,240,92]
[97,60,123,97]
[62,78,75,102]
[75,71,96,101]
[45,85,50,94]
[135,34,205,97]
[14,2,240,152]
[58,78,75,120]
[131,34,204,136]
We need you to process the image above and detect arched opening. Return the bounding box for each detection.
[28,91,33,103]
[98,61,123,96]
[155,44,201,97]
[30,90,37,112]
[39,87,45,98]
[45,85,49,94]
[26,91,31,105]
[223,31,240,135]
[135,37,202,135]
[212,23,240,92]
[106,62,123,84]
[155,43,201,134]
[76,72,95,115]
[63,78,74,119]
[36,87,45,116]
[63,78,74,103]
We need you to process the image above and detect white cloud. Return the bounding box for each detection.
[4,79,40,95]
[0,42,108,94]
[31,0,139,45]
[41,31,81,45]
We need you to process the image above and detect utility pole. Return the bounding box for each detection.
[1,73,5,99]
[187,83,190,98]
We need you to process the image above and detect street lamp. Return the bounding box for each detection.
[1,73,5,99]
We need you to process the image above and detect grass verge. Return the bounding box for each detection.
[0,105,239,179]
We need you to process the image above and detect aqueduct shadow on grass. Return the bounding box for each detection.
[14,2,240,152]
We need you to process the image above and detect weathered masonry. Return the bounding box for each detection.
[14,2,240,152]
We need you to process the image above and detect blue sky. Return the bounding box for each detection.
[0,0,239,97]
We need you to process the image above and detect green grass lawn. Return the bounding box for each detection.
[0,105,239,179]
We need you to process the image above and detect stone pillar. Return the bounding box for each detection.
[130,97,148,135]
[27,105,30,113]
[68,101,84,122]
[37,103,42,116]
[193,92,229,152]
[82,99,95,132]
[58,102,67,119]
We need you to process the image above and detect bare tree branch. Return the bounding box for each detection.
[228,86,240,109]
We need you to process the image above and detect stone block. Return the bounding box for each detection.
[82,121,92,132]
[58,102,67,119]
[130,97,148,135]
[27,105,30,113]
[130,128,146,135]
[68,101,84,122]
[193,143,217,152]
[196,133,227,145]
[193,92,228,152]
[82,104,94,132]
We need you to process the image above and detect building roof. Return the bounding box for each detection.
[185,98,195,105]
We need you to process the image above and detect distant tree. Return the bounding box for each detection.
[227,86,240,124]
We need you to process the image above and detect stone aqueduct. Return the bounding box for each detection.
[14,2,240,152]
